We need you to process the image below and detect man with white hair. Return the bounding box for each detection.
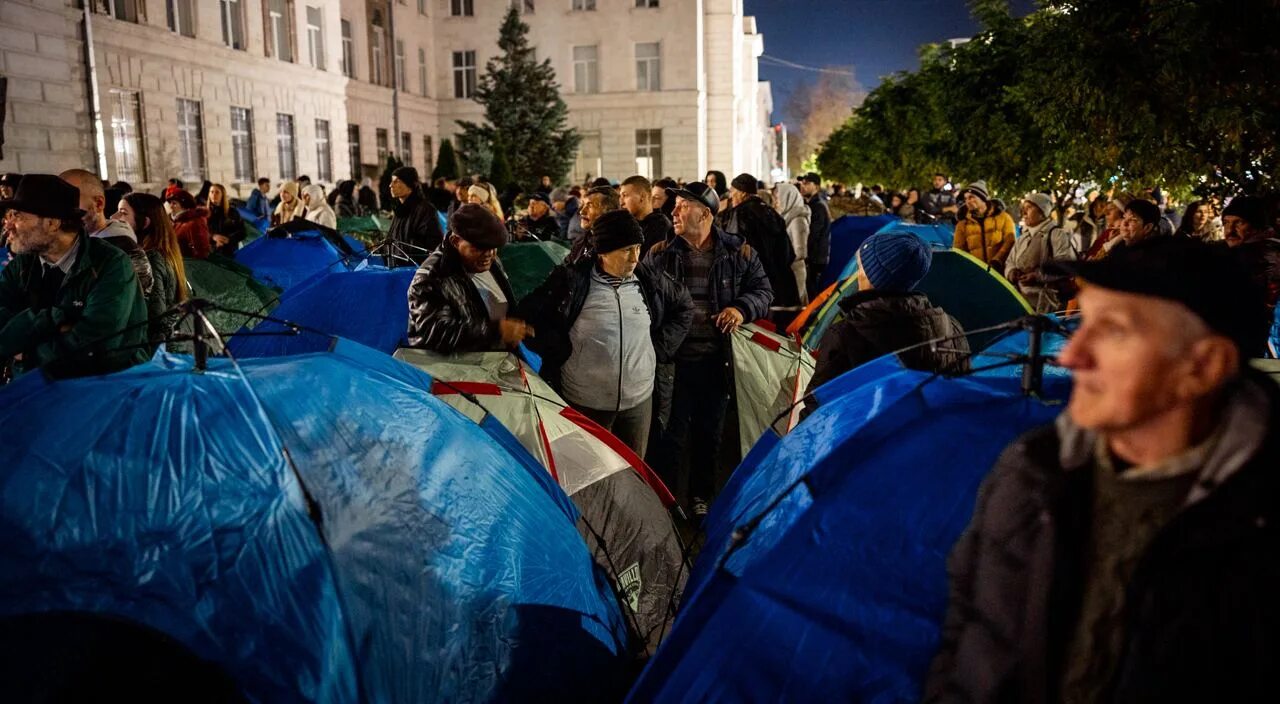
[926,237,1279,702]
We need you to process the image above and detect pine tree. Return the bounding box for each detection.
[456,7,580,189]
[488,147,514,191]
[378,154,403,211]
[431,138,461,181]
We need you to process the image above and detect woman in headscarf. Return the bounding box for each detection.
[468,181,504,221]
[301,184,337,229]
[272,181,304,226]
[773,182,811,304]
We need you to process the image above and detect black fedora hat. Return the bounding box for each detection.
[0,174,85,221]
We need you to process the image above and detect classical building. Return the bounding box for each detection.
[0,0,777,198]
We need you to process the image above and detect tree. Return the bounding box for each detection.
[456,7,580,189]
[488,147,514,191]
[432,138,460,181]
[783,67,867,174]
[378,153,404,212]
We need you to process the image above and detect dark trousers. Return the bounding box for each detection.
[572,395,653,460]
[806,261,828,300]
[651,357,731,505]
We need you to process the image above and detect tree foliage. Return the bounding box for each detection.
[782,67,867,173]
[488,147,514,191]
[378,153,404,211]
[817,0,1280,200]
[456,7,581,190]
[431,138,460,181]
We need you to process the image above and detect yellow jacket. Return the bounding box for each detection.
[953,202,1016,267]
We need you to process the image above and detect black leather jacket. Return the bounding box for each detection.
[389,190,444,266]
[406,244,515,353]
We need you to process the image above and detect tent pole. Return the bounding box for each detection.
[1021,315,1046,396]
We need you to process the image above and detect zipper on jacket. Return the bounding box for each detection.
[614,285,624,414]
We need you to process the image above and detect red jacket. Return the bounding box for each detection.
[173,207,212,259]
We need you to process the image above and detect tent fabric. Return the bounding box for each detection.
[183,255,280,334]
[395,348,686,657]
[628,357,1071,703]
[227,262,415,357]
[499,240,570,302]
[0,340,629,703]
[731,322,816,457]
[336,215,392,236]
[868,221,956,249]
[234,227,358,292]
[236,206,269,241]
[819,214,896,288]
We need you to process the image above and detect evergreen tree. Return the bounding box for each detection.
[488,147,514,191]
[456,7,580,189]
[378,154,404,212]
[431,138,460,181]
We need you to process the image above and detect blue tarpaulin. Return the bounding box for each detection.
[234,228,358,292]
[0,340,628,703]
[227,263,415,357]
[628,342,1071,703]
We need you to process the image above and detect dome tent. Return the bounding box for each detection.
[233,222,367,292]
[0,340,629,703]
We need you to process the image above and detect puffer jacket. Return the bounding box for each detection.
[642,226,773,327]
[953,200,1016,269]
[925,372,1280,704]
[808,290,969,400]
[173,207,212,259]
[389,190,445,266]
[518,258,694,393]
[406,243,515,353]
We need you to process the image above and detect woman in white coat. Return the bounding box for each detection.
[301,183,337,229]
[773,182,811,305]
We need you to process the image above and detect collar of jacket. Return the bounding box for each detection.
[838,287,928,312]
[665,225,741,258]
[1054,371,1271,507]
[395,189,423,216]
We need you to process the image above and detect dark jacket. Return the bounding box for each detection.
[207,205,244,256]
[389,190,445,265]
[144,249,182,341]
[721,196,800,308]
[639,210,673,257]
[921,187,957,221]
[925,373,1280,704]
[406,244,516,353]
[806,193,832,267]
[518,258,693,391]
[517,214,562,243]
[808,290,969,397]
[0,233,150,377]
[642,227,773,326]
[173,207,212,259]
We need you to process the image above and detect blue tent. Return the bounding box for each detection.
[234,227,361,292]
[819,214,896,288]
[236,206,270,239]
[228,262,415,357]
[628,335,1071,703]
[0,341,628,703]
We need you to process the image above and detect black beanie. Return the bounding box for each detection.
[450,203,508,250]
[730,173,758,195]
[1223,195,1268,230]
[591,210,644,253]
[393,166,421,187]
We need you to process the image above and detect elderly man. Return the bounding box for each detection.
[387,166,444,266]
[644,182,773,520]
[517,192,561,242]
[620,175,672,256]
[1005,192,1077,313]
[60,169,153,300]
[926,237,1278,702]
[0,174,149,377]
[406,203,531,353]
[519,210,692,456]
[566,185,621,265]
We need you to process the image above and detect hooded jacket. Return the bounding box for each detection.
[172,207,212,260]
[406,243,515,353]
[91,219,154,300]
[775,183,811,302]
[953,199,1016,268]
[389,189,445,266]
[300,185,337,230]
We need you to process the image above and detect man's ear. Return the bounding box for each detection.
[1180,335,1240,400]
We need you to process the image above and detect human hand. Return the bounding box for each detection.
[212,235,230,246]
[715,307,744,334]
[498,318,535,347]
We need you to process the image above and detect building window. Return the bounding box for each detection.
[572,0,595,10]
[340,19,354,77]
[315,119,332,182]
[400,132,412,165]
[370,16,386,85]
[266,0,294,62]
[166,0,196,38]
[573,45,599,94]
[636,0,658,7]
[277,113,297,180]
[97,0,144,23]
[509,0,534,12]
[348,124,361,178]
[450,0,473,16]
[220,0,245,49]
[418,0,426,14]
[418,48,428,96]
[395,40,406,90]
[635,129,662,180]
[176,98,205,182]
[108,89,146,183]
[306,6,326,70]
[230,107,255,183]
[376,128,389,164]
[452,50,477,98]
[423,135,434,176]
[635,42,661,91]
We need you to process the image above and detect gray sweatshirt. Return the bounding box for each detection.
[560,270,656,412]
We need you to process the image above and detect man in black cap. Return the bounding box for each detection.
[721,172,801,321]
[644,181,773,520]
[1218,195,1280,308]
[406,203,529,353]
[0,174,150,378]
[516,192,561,242]
[387,166,444,266]
[927,236,1280,703]
[519,210,692,456]
[0,173,20,201]
[799,172,831,298]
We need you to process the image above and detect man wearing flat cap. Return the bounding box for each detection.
[388,166,445,266]
[927,237,1280,703]
[643,181,773,520]
[1220,195,1280,308]
[519,209,692,457]
[0,174,150,378]
[406,203,530,353]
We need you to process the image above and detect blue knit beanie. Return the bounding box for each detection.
[858,231,933,291]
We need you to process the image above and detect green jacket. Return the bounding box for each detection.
[0,233,151,377]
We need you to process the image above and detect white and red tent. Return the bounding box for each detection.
[731,322,817,458]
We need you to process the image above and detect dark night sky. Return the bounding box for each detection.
[744,0,1036,125]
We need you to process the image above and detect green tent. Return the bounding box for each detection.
[499,241,570,302]
[913,249,1033,350]
[183,256,281,335]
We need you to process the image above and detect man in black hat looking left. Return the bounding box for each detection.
[387,166,444,266]
[407,203,529,353]
[0,174,149,378]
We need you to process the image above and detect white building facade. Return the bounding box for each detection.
[0,0,776,195]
